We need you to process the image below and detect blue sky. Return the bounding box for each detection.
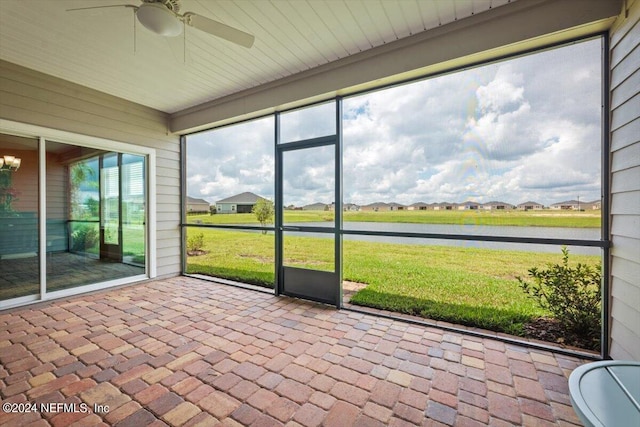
[187,38,602,208]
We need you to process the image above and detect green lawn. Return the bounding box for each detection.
[185,227,601,337]
[187,209,601,228]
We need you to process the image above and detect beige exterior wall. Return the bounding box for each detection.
[0,60,181,278]
[609,0,640,361]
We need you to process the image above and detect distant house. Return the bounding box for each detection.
[433,202,456,211]
[517,201,544,211]
[458,201,481,210]
[408,202,429,211]
[481,201,514,210]
[302,202,329,211]
[186,196,210,214]
[388,202,406,211]
[552,199,600,210]
[361,202,390,212]
[550,200,581,210]
[588,200,602,210]
[343,203,360,211]
[216,192,266,214]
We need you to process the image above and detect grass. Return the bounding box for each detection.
[185,227,601,337]
[187,209,601,228]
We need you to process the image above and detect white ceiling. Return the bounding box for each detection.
[0,0,516,114]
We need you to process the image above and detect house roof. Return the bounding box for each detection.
[302,202,328,209]
[186,196,209,205]
[551,200,581,206]
[483,201,514,207]
[216,192,265,204]
[517,201,543,206]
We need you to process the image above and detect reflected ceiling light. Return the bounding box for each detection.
[0,155,21,172]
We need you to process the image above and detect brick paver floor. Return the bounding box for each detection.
[0,277,588,426]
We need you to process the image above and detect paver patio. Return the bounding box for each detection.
[0,276,587,426]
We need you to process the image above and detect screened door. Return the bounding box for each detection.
[276,101,342,307]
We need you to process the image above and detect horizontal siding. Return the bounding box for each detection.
[157,204,181,214]
[157,184,182,196]
[156,156,181,170]
[610,42,640,89]
[610,92,640,131]
[0,61,168,127]
[611,117,639,152]
[46,157,66,220]
[611,68,639,109]
[611,213,640,239]
[610,235,640,263]
[610,318,639,360]
[611,141,640,172]
[610,190,640,215]
[157,194,182,206]
[609,0,640,361]
[612,257,640,291]
[0,60,181,282]
[611,165,640,193]
[611,16,639,62]
[611,292,640,331]
[0,80,166,136]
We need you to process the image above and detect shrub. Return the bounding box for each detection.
[187,232,205,253]
[252,198,274,233]
[518,247,601,347]
[71,225,99,252]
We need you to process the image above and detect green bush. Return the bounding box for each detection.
[71,225,99,252]
[518,247,601,346]
[187,232,205,253]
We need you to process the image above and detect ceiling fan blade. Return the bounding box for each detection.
[183,13,254,48]
[66,4,137,12]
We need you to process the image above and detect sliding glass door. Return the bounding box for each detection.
[0,134,39,302]
[0,126,151,308]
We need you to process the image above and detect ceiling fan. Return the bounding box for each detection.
[67,0,254,48]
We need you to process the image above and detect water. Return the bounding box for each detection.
[281,221,602,255]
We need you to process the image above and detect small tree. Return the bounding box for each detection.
[253,198,274,233]
[86,197,99,220]
[186,232,205,253]
[518,247,601,349]
[70,161,96,219]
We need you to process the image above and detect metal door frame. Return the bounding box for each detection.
[274,99,343,308]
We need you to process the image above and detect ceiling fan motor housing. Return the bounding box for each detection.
[142,0,181,13]
[137,2,183,37]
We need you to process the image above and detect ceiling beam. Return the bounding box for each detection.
[170,0,622,134]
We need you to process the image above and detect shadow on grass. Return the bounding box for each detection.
[349,288,532,336]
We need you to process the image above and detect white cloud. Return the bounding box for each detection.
[186,39,603,208]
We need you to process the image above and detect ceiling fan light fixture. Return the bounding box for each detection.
[136,3,182,37]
